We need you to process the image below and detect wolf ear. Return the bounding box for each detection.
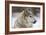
[24,10,29,16]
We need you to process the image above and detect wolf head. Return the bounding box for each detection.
[23,8,36,24]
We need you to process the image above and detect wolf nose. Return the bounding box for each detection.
[33,20,36,24]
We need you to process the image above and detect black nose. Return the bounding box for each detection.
[33,20,36,24]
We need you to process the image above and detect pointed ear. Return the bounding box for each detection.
[24,10,29,16]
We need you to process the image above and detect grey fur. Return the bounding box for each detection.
[14,8,36,28]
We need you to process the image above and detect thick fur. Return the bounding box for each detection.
[14,8,36,28]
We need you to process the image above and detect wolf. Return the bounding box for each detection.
[14,8,36,28]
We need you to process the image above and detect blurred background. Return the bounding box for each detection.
[12,7,40,17]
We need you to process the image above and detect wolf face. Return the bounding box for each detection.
[24,8,36,24]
